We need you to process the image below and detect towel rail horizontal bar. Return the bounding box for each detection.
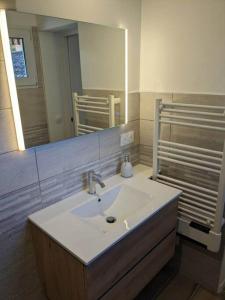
[77,109,109,115]
[158,140,223,156]
[160,120,225,131]
[158,156,221,174]
[77,104,109,111]
[157,174,218,195]
[79,124,103,131]
[160,114,225,125]
[178,212,212,227]
[77,95,108,101]
[182,192,216,207]
[158,151,221,168]
[162,108,225,117]
[77,100,108,105]
[158,145,222,162]
[78,128,93,133]
[162,103,225,110]
[156,179,217,203]
[178,204,215,223]
[179,201,215,219]
[179,197,216,213]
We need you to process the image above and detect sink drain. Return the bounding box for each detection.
[106,216,117,223]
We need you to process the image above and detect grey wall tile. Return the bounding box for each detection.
[100,151,122,179]
[128,92,140,121]
[140,92,172,121]
[36,133,99,181]
[98,127,120,159]
[0,109,17,154]
[40,160,100,207]
[0,230,44,299]
[0,183,42,235]
[0,149,38,196]
[0,61,11,109]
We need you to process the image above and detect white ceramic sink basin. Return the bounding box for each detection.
[29,165,181,264]
[71,184,153,232]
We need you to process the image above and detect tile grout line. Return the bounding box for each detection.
[34,147,44,208]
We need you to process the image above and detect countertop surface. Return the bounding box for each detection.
[29,164,181,265]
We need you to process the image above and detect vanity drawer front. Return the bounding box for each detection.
[101,229,176,300]
[86,200,177,300]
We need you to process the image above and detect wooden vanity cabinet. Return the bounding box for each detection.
[30,200,177,300]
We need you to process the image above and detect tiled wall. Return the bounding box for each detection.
[0,33,140,299]
[140,92,225,164]
[139,91,225,292]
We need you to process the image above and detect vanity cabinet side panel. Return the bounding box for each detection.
[30,223,86,300]
[101,230,176,300]
[85,200,178,300]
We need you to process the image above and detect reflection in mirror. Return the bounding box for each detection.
[6,11,126,148]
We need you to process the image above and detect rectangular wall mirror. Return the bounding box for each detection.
[6,11,126,148]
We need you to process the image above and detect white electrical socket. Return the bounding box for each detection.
[120,131,134,146]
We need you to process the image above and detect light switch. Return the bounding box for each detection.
[120,131,134,146]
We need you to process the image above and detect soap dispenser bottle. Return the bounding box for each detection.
[121,154,133,178]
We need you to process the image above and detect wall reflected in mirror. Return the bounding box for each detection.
[6,11,126,148]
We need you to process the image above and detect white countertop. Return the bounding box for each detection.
[29,164,181,265]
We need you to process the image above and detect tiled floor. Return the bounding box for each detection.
[135,270,225,300]
[156,274,225,300]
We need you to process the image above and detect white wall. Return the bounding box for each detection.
[16,0,142,92]
[140,0,225,94]
[78,22,125,91]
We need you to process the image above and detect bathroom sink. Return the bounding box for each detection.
[71,184,153,232]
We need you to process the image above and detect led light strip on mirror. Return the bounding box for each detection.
[0,9,25,150]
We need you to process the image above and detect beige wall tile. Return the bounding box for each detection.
[140,92,172,121]
[36,133,99,181]
[172,93,225,105]
[0,61,11,109]
[0,38,3,61]
[0,149,38,196]
[140,119,154,146]
[128,92,140,121]
[0,109,17,154]
[17,87,48,128]
[140,120,171,146]
[171,125,225,151]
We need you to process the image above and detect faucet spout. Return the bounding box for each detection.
[88,171,105,194]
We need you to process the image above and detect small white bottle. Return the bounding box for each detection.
[121,154,133,178]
